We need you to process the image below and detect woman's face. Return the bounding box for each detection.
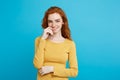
[48,13,64,34]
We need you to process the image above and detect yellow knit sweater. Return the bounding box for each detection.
[33,37,78,80]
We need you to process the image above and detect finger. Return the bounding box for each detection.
[39,70,44,75]
[46,27,52,30]
[49,30,53,35]
[39,70,42,74]
[46,29,53,35]
[40,70,46,75]
[41,72,45,76]
[39,69,43,73]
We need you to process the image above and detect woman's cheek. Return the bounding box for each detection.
[48,23,52,27]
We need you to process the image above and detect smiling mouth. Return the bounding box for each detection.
[52,27,58,31]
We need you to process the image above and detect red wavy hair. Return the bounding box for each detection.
[42,6,72,40]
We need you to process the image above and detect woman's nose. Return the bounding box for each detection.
[51,22,56,28]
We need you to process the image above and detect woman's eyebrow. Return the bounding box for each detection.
[48,20,52,22]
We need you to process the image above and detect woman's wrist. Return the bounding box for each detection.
[41,33,48,40]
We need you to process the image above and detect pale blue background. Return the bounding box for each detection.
[0,0,120,80]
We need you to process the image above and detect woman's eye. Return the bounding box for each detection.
[56,20,60,22]
[48,20,52,23]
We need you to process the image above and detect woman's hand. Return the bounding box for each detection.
[39,66,54,75]
[41,27,53,39]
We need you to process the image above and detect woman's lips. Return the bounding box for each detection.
[52,27,58,31]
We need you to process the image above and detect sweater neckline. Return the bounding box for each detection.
[46,38,67,44]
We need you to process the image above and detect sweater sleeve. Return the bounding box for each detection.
[53,42,78,77]
[33,37,46,69]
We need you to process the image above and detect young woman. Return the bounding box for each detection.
[33,6,78,80]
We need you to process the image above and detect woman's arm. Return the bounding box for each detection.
[33,37,46,69]
[53,42,78,77]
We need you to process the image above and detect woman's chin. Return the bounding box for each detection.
[52,29,61,34]
[52,29,57,32]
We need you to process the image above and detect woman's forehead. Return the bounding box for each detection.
[48,13,62,20]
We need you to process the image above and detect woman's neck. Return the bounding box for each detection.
[48,31,65,41]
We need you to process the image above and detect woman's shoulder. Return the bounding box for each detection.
[65,38,76,46]
[35,36,42,42]
[35,36,41,40]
